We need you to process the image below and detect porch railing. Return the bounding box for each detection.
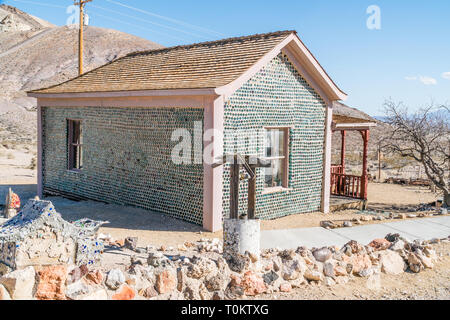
[331,165,344,174]
[330,173,363,199]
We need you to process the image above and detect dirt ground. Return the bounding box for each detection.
[260,183,440,230]
[0,183,441,248]
[0,155,442,247]
[0,147,36,185]
[368,182,437,205]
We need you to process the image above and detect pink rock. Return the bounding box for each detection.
[86,270,103,285]
[35,265,68,300]
[155,270,176,294]
[343,254,372,275]
[279,283,292,293]
[369,239,391,251]
[334,266,348,276]
[140,286,158,299]
[345,240,365,254]
[241,271,266,296]
[112,285,135,300]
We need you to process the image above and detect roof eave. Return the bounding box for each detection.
[27,88,218,99]
[332,122,377,131]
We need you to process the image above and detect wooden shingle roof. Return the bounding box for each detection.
[333,102,377,124]
[31,31,295,94]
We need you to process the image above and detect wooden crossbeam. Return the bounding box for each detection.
[212,154,270,220]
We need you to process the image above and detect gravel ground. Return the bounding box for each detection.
[250,242,450,300]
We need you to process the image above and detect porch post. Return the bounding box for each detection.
[321,101,333,213]
[360,129,369,200]
[203,96,224,232]
[340,130,346,174]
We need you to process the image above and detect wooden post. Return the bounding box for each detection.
[74,0,92,76]
[229,155,240,220]
[360,130,370,200]
[341,130,346,174]
[246,156,257,220]
[378,143,382,182]
[214,154,269,220]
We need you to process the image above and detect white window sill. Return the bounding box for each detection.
[67,169,83,174]
[262,187,292,195]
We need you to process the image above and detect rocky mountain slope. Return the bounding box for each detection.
[0,4,162,152]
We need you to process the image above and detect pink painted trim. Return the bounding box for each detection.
[289,36,347,101]
[321,102,333,213]
[215,35,296,99]
[35,95,212,109]
[215,34,348,102]
[282,46,331,106]
[203,96,224,232]
[37,103,43,198]
[27,88,217,99]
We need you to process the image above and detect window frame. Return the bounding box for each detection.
[67,119,83,172]
[262,126,290,192]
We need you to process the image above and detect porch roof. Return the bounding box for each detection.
[332,102,377,130]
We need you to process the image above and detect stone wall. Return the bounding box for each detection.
[223,53,326,220]
[42,107,204,225]
[0,234,445,300]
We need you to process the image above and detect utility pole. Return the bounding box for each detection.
[74,0,92,75]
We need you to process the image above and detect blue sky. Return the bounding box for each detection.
[3,0,450,116]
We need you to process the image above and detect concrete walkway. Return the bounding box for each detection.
[261,216,450,250]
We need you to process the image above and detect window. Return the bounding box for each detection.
[67,120,83,171]
[264,128,289,189]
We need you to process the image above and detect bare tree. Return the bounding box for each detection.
[383,100,450,206]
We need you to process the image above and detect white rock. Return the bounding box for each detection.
[65,281,90,300]
[0,284,11,300]
[418,255,434,269]
[335,276,349,285]
[389,240,405,252]
[304,269,323,282]
[282,259,307,281]
[106,269,125,290]
[324,277,335,287]
[0,266,35,300]
[80,289,108,300]
[366,274,381,291]
[379,250,406,275]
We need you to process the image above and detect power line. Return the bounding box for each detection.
[89,11,188,42]
[105,0,225,37]
[91,3,210,40]
[10,0,66,9]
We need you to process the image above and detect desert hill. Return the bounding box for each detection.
[0,5,162,153]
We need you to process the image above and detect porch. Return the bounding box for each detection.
[330,103,377,202]
[329,195,367,212]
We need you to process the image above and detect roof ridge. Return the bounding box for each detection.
[125,30,296,58]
